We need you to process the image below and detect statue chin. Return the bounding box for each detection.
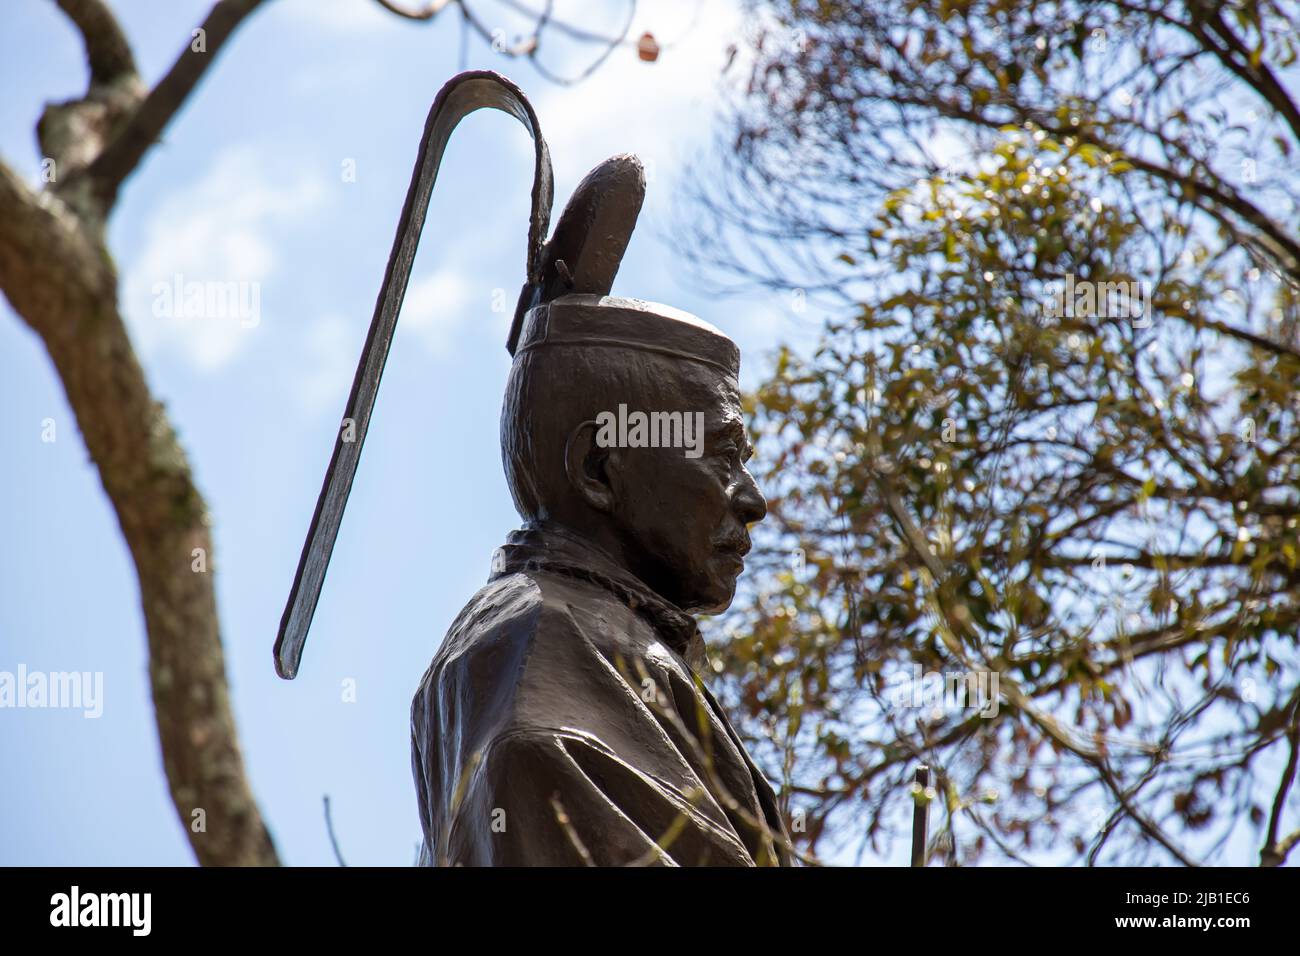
[680,572,741,616]
[635,556,742,615]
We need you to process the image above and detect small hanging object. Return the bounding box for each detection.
[637,31,660,62]
[274,71,649,680]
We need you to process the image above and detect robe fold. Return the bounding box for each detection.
[411,524,793,866]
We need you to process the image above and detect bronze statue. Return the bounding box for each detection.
[275,72,792,866]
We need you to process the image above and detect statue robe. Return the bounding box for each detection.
[411,524,793,866]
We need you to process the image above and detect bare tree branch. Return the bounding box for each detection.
[1190,1,1300,146]
[54,0,137,85]
[0,159,278,866]
[42,0,145,203]
[84,0,269,206]
[374,0,641,86]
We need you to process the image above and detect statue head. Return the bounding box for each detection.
[502,295,766,613]
[274,73,763,678]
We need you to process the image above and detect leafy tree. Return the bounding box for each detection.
[698,0,1300,865]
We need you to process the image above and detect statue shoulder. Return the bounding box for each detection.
[411,568,629,764]
[418,568,618,690]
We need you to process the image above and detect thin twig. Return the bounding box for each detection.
[372,0,454,20]
[323,795,347,867]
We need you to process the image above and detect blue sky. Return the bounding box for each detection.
[0,0,831,865]
[3,0,1287,870]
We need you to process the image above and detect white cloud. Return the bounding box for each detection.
[281,0,396,33]
[124,145,326,371]
[294,313,360,413]
[397,268,474,356]
[285,268,484,414]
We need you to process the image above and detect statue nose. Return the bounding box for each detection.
[733,469,767,525]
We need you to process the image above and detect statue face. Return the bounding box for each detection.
[607,370,767,613]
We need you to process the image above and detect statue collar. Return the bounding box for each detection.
[491,523,707,666]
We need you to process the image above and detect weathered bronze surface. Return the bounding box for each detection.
[278,72,792,866]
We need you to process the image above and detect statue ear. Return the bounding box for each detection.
[564,419,620,513]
